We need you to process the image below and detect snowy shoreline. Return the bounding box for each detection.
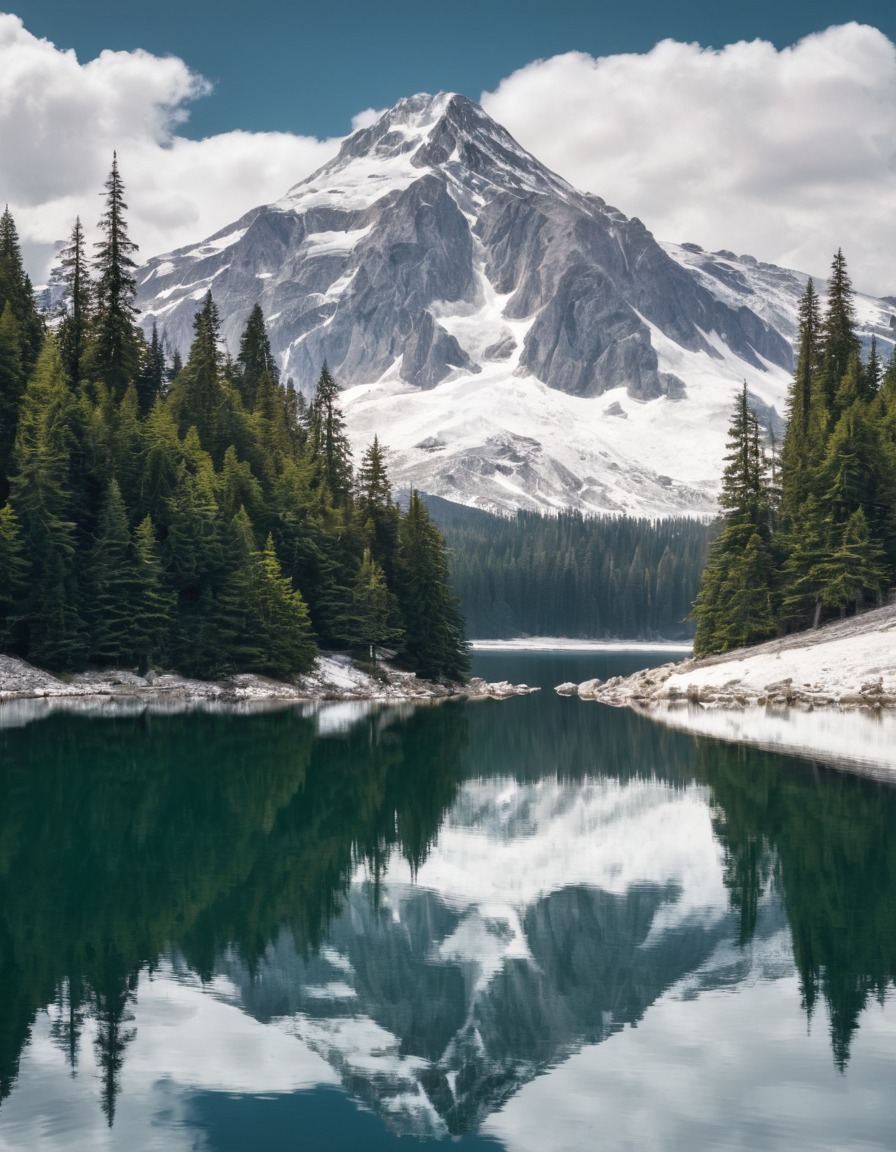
[0,652,538,724]
[470,638,693,653]
[557,604,896,777]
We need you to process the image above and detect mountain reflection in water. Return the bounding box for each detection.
[0,650,894,1149]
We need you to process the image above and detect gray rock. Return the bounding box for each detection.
[555,682,579,696]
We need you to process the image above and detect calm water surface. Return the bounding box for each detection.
[1,650,895,1151]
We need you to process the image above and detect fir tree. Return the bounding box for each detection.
[356,435,400,578]
[0,503,26,646]
[136,322,166,414]
[234,302,279,411]
[129,515,175,671]
[397,492,469,680]
[57,216,92,386]
[87,479,137,664]
[87,156,141,398]
[818,249,861,419]
[249,533,317,677]
[0,302,24,499]
[812,508,887,617]
[345,548,403,659]
[777,275,822,541]
[692,385,777,656]
[9,337,84,666]
[0,206,43,376]
[308,363,353,506]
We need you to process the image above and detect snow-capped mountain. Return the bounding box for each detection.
[136,93,896,518]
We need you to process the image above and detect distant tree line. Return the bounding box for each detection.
[428,497,709,639]
[692,250,896,656]
[0,160,468,681]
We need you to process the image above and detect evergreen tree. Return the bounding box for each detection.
[812,508,887,617]
[308,363,353,506]
[0,206,43,376]
[692,385,777,656]
[86,156,141,398]
[818,249,861,419]
[356,435,400,578]
[9,337,84,666]
[0,302,24,499]
[168,292,244,464]
[57,216,92,386]
[129,515,175,671]
[0,503,26,646]
[865,335,883,398]
[249,534,317,678]
[234,302,279,411]
[87,480,137,664]
[780,279,821,533]
[136,322,166,414]
[345,548,403,659]
[397,491,469,680]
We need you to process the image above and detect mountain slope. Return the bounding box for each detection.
[136,93,896,517]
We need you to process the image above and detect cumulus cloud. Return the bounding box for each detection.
[481,23,896,296]
[0,13,341,280]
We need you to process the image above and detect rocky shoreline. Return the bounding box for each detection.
[0,651,538,716]
[555,603,896,713]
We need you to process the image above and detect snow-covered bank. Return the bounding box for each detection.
[0,652,537,724]
[470,638,693,653]
[559,604,896,777]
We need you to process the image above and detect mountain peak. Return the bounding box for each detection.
[280,89,576,211]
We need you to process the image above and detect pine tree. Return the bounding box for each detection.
[308,363,353,506]
[87,156,141,398]
[129,515,175,672]
[57,216,92,386]
[397,492,469,680]
[234,303,279,411]
[0,503,26,646]
[87,479,136,664]
[345,548,404,659]
[812,508,887,617]
[818,250,861,420]
[356,435,400,578]
[780,279,820,529]
[0,206,43,377]
[692,385,777,656]
[168,292,244,464]
[9,337,84,666]
[0,302,24,499]
[136,322,166,414]
[249,534,317,677]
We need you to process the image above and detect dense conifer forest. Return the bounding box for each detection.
[430,496,708,639]
[0,161,468,681]
[692,251,896,657]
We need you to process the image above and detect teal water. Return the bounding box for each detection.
[1,650,895,1151]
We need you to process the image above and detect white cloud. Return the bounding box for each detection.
[0,13,341,280]
[481,23,896,297]
[351,106,387,132]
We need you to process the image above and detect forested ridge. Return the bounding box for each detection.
[692,251,896,657]
[0,161,468,681]
[429,496,708,639]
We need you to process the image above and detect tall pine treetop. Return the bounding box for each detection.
[89,155,141,398]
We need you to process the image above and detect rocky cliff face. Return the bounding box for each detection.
[136,93,896,516]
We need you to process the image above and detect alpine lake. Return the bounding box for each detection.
[1,649,894,1151]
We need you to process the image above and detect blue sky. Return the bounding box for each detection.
[19,0,896,139]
